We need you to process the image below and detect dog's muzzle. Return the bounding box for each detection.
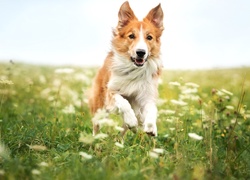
[131,57,147,67]
[131,49,148,67]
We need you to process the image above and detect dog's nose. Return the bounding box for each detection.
[136,49,146,58]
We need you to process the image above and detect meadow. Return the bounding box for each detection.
[0,62,250,179]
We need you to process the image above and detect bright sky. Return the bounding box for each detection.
[0,0,250,69]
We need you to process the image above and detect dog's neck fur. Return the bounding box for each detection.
[111,50,162,77]
[107,50,162,99]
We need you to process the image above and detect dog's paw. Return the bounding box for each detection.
[123,111,138,129]
[143,122,157,136]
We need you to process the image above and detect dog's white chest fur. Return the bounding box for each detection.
[108,55,162,99]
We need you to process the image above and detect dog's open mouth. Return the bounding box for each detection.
[131,57,146,67]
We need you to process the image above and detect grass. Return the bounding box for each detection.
[0,61,250,179]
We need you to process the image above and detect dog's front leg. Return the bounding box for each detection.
[113,94,138,131]
[142,102,158,136]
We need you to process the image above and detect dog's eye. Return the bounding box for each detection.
[128,34,135,39]
[146,35,153,41]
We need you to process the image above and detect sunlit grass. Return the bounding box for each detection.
[0,62,250,179]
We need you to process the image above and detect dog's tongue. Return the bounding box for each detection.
[135,59,144,66]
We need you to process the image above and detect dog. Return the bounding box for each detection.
[89,1,164,137]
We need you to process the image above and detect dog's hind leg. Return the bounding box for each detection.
[91,109,109,136]
[92,123,99,136]
[91,113,100,136]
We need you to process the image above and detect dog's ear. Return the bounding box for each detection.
[145,4,164,30]
[118,1,137,29]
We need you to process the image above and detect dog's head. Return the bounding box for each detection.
[112,1,164,67]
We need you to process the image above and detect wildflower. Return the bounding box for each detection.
[32,169,41,175]
[221,89,233,96]
[240,107,246,115]
[79,132,94,144]
[169,128,175,131]
[26,78,34,85]
[55,68,74,74]
[188,133,203,140]
[79,152,92,159]
[224,96,230,100]
[98,118,116,127]
[92,109,109,122]
[217,90,224,96]
[149,148,165,159]
[53,79,61,87]
[156,98,167,106]
[166,118,174,123]
[180,94,200,101]
[163,134,169,138]
[159,109,175,115]
[40,88,51,97]
[203,124,209,129]
[169,81,181,86]
[62,104,75,114]
[94,133,108,139]
[74,100,82,107]
[149,151,159,158]
[83,98,89,104]
[226,105,234,110]
[181,88,198,94]
[171,99,187,106]
[115,126,125,132]
[74,73,91,83]
[39,162,49,167]
[115,142,124,148]
[28,145,47,151]
[152,148,165,154]
[185,82,200,88]
[0,79,14,85]
[158,78,163,85]
[231,119,236,124]
[39,75,46,84]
